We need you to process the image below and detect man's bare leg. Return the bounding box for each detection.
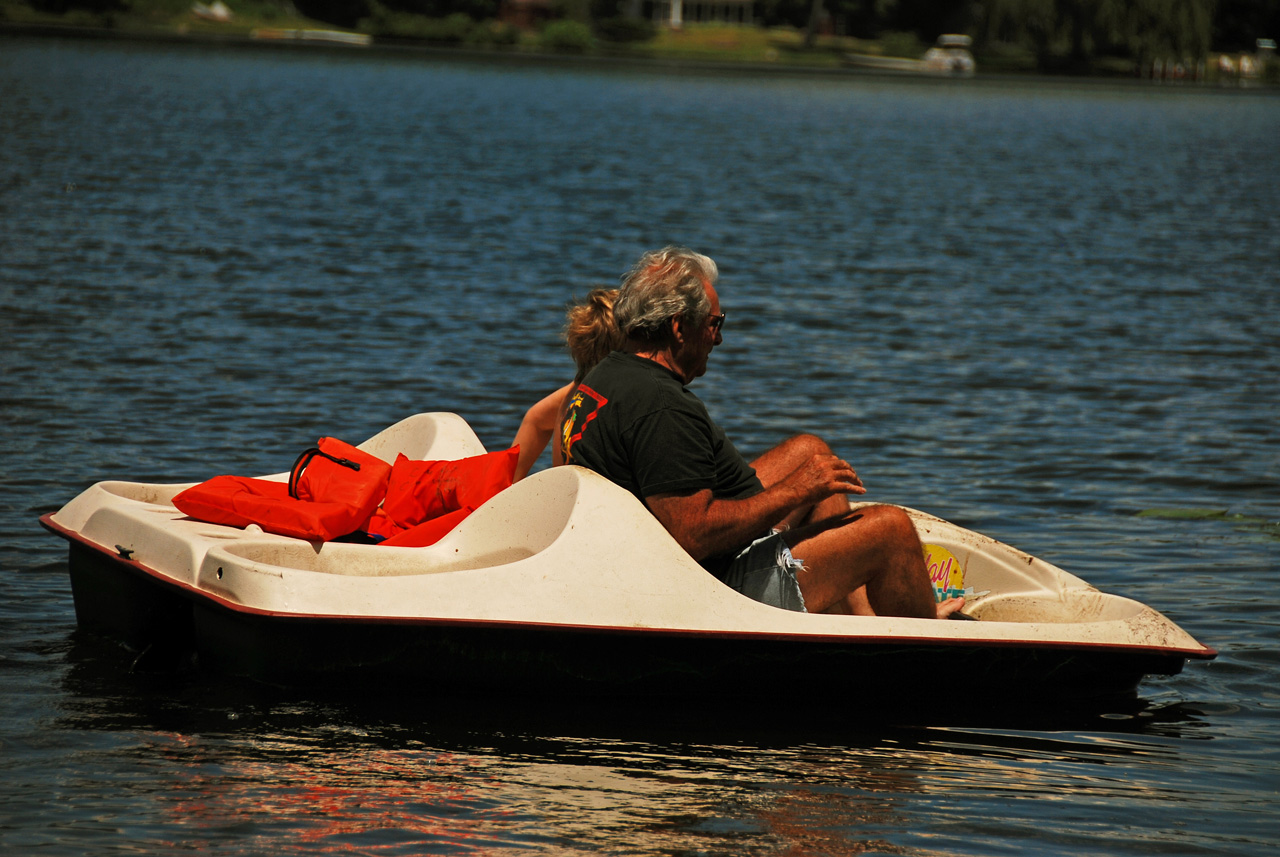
[751,436,876,614]
[751,435,963,619]
[752,436,878,614]
[826,587,963,618]
[784,505,950,619]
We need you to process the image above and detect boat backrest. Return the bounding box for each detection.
[425,465,673,564]
[357,413,487,463]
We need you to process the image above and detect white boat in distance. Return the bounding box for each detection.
[249,28,372,46]
[845,33,977,77]
[41,413,1214,702]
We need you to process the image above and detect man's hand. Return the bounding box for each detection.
[647,453,864,561]
[781,453,866,505]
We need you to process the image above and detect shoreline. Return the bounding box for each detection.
[4,21,1276,95]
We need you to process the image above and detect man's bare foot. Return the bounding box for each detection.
[936,597,966,619]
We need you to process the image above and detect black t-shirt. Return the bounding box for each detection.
[563,350,762,521]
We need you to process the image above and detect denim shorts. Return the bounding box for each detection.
[719,531,807,613]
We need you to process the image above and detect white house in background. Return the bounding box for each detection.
[651,0,753,28]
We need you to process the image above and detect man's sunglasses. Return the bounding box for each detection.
[708,312,726,333]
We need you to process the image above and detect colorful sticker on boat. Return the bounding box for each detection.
[924,544,965,602]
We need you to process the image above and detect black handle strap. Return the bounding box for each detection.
[288,445,362,499]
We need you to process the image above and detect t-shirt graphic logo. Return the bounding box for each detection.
[561,384,608,463]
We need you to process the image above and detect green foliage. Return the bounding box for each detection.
[389,0,497,19]
[422,9,470,40]
[1216,0,1280,52]
[757,0,812,29]
[552,0,590,22]
[359,4,518,43]
[540,18,594,52]
[361,5,462,40]
[978,0,1217,67]
[28,0,120,14]
[772,0,1224,69]
[880,0,972,37]
[121,0,200,24]
[878,28,922,57]
[974,39,1039,71]
[593,15,654,43]
[467,17,520,45]
[292,0,370,28]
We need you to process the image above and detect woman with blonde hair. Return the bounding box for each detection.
[512,289,621,480]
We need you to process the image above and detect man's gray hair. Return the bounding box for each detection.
[614,246,718,344]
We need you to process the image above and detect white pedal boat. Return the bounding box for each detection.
[41,413,1216,700]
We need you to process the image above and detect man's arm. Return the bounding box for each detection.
[647,453,862,560]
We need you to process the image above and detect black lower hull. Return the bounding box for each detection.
[67,541,196,654]
[55,535,1190,703]
[191,602,1183,700]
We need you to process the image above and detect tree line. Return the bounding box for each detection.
[27,0,1280,68]
[774,0,1275,64]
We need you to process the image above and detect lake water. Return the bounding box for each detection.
[2,34,1278,856]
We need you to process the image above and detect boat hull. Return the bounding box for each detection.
[66,540,195,654]
[58,528,1184,701]
[196,606,1181,699]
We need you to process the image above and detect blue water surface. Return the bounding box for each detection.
[2,35,1278,856]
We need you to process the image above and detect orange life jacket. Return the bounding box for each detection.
[172,440,519,546]
[173,437,390,542]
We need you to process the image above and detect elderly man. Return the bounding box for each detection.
[561,246,963,619]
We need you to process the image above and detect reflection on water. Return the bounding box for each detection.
[40,633,1231,855]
